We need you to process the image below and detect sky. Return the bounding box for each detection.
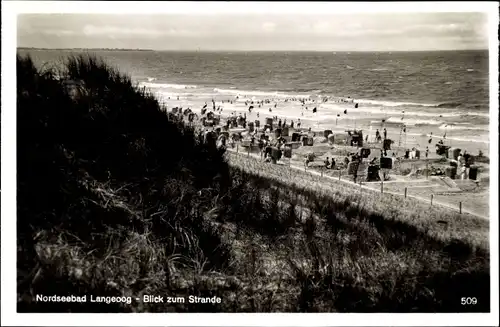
[17,12,489,51]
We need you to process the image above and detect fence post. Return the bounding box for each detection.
[459,201,462,214]
[339,170,341,181]
[404,187,407,198]
[431,194,433,206]
[381,180,384,194]
[248,145,250,157]
[237,143,239,153]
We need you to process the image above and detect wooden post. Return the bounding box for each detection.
[339,170,341,181]
[426,159,428,180]
[431,194,433,206]
[237,143,239,153]
[459,201,462,214]
[404,187,407,198]
[381,180,384,194]
[248,145,250,157]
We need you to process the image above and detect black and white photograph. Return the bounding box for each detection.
[2,1,499,326]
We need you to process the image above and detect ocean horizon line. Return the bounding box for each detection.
[17,47,489,53]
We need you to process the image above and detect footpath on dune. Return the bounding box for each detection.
[225,147,489,220]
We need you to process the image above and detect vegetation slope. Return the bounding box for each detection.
[17,54,490,313]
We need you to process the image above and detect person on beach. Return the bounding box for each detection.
[290,120,294,128]
[383,128,387,140]
[344,156,350,166]
[331,158,336,170]
[464,151,471,179]
[278,119,282,129]
[297,119,301,128]
[425,146,429,158]
[324,157,331,169]
[353,164,358,184]
[457,151,466,178]
[459,164,467,180]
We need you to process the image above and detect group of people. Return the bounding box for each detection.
[323,157,336,170]
[374,128,387,143]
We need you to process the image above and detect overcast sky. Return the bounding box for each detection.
[17,12,488,51]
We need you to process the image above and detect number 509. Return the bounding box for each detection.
[461,297,477,305]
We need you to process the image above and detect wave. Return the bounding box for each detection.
[467,69,475,72]
[371,67,391,72]
[436,102,462,108]
[355,98,466,109]
[355,98,436,107]
[405,132,489,144]
[213,88,310,99]
[438,123,489,131]
[140,82,488,120]
[387,117,443,126]
[308,102,489,120]
[346,65,354,69]
[147,77,157,82]
[140,82,198,89]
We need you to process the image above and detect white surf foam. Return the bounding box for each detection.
[387,117,443,126]
[438,123,489,131]
[140,82,198,89]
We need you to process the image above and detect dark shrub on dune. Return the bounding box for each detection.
[17,54,231,312]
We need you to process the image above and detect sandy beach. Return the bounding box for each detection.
[156,91,490,157]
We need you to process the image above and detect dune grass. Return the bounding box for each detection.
[17,53,490,313]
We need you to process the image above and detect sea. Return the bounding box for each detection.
[18,49,490,154]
